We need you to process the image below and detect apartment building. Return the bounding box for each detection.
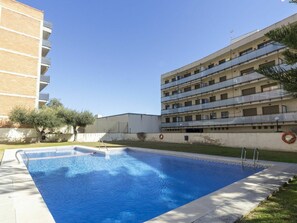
[0,0,51,121]
[161,14,297,133]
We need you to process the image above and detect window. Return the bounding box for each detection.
[259,61,275,69]
[165,105,170,110]
[185,115,193,121]
[219,59,226,65]
[195,83,200,89]
[239,47,253,56]
[195,99,200,105]
[209,96,216,102]
[220,93,228,100]
[202,114,209,120]
[164,80,169,84]
[208,63,214,69]
[261,83,278,92]
[196,114,202,120]
[194,69,200,74]
[184,101,192,107]
[165,118,170,123]
[221,111,229,118]
[242,87,256,96]
[172,117,177,123]
[210,112,217,119]
[171,77,176,82]
[243,108,257,116]
[184,73,191,78]
[201,98,209,104]
[240,67,254,76]
[172,104,179,108]
[177,117,183,122]
[172,90,178,95]
[258,40,272,49]
[262,105,279,115]
[219,76,227,82]
[184,86,191,92]
[164,92,169,97]
[208,80,215,85]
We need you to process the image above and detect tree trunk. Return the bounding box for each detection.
[36,128,42,143]
[73,126,78,142]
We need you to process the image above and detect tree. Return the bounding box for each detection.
[57,108,95,141]
[46,98,64,109]
[9,107,64,143]
[257,0,297,96]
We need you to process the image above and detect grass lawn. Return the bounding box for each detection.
[0,140,296,222]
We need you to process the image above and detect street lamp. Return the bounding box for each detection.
[274,116,280,132]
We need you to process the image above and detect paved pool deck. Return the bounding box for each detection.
[0,146,297,223]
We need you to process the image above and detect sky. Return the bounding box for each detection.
[20,0,297,116]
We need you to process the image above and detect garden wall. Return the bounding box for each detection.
[77,132,297,152]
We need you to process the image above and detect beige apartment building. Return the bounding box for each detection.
[161,14,297,133]
[0,0,51,122]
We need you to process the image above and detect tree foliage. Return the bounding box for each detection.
[257,1,297,96]
[9,106,64,143]
[57,108,95,141]
[46,98,64,109]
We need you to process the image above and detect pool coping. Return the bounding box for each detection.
[0,146,296,223]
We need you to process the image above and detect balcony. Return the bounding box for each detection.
[162,72,265,103]
[39,93,49,102]
[41,57,51,66]
[42,40,51,49]
[161,89,288,115]
[43,21,53,30]
[40,75,50,84]
[161,43,285,90]
[161,112,297,128]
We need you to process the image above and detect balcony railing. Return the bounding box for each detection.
[43,21,53,30]
[40,75,50,84]
[161,43,285,90]
[42,39,51,49]
[162,72,265,102]
[161,112,297,128]
[41,57,51,66]
[39,93,49,101]
[161,89,288,115]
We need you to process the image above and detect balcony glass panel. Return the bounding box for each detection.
[161,89,287,115]
[161,43,284,90]
[161,112,297,128]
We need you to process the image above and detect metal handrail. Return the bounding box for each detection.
[99,139,108,151]
[253,148,260,167]
[241,147,247,166]
[15,150,30,166]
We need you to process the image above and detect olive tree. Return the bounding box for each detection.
[9,107,64,143]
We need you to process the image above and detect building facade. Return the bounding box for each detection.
[0,0,51,121]
[85,113,161,133]
[161,14,297,133]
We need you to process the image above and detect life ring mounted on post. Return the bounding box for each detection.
[282,132,296,144]
[159,134,164,140]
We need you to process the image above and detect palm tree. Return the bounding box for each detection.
[257,0,297,96]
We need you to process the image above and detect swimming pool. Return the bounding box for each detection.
[22,147,263,223]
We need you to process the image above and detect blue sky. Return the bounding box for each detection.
[21,0,296,116]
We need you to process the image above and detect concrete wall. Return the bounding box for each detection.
[0,128,37,143]
[76,132,297,152]
[85,114,161,133]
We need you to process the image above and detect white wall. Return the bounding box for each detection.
[85,114,160,133]
[0,128,37,143]
[76,132,297,152]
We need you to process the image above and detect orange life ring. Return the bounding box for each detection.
[159,134,164,140]
[281,132,296,144]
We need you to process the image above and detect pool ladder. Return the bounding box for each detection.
[15,150,30,166]
[99,139,108,151]
[241,147,260,167]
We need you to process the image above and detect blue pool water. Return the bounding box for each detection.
[25,148,263,223]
